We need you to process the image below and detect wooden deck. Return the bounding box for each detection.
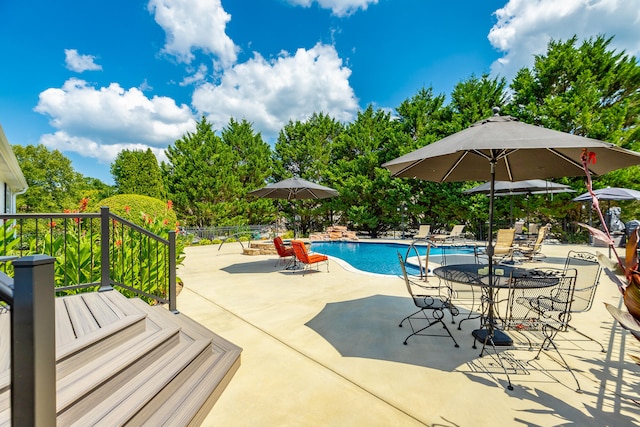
[0,290,241,426]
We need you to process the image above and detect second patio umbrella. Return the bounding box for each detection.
[464,179,575,226]
[248,177,338,236]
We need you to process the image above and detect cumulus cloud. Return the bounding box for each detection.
[191,43,359,138]
[65,49,102,72]
[34,78,196,163]
[147,0,238,68]
[287,0,378,17]
[488,0,640,81]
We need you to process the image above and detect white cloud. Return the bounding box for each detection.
[191,43,359,138]
[287,0,378,17]
[147,0,238,68]
[34,78,196,163]
[488,0,640,81]
[180,63,208,86]
[39,132,170,165]
[64,49,102,72]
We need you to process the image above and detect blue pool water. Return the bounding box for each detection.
[310,241,475,276]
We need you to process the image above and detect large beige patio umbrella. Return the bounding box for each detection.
[382,111,640,268]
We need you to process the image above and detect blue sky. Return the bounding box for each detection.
[1,0,639,185]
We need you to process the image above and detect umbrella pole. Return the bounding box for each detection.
[487,161,496,273]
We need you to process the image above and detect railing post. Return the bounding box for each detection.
[168,230,178,313]
[100,206,112,292]
[11,255,56,427]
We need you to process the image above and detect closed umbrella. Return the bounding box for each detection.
[383,110,640,347]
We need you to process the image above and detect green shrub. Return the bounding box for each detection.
[96,194,178,229]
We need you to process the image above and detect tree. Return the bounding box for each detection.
[507,34,640,221]
[327,105,405,238]
[163,117,235,226]
[508,35,640,147]
[273,112,343,181]
[13,144,85,212]
[272,113,343,235]
[111,148,165,198]
[221,118,274,225]
[450,74,508,128]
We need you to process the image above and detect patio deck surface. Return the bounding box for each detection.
[177,240,640,426]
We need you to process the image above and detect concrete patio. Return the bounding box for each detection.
[177,240,640,426]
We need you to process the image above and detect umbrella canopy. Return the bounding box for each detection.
[248,177,338,200]
[464,179,573,196]
[573,187,640,202]
[382,112,640,268]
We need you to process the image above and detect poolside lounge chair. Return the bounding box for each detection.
[515,224,550,261]
[476,228,517,264]
[430,224,465,243]
[291,240,329,275]
[397,253,459,347]
[413,224,431,241]
[274,236,295,268]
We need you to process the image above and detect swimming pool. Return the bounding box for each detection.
[310,241,476,276]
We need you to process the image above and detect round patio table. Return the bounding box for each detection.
[433,264,559,347]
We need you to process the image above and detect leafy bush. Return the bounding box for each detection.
[96,194,178,229]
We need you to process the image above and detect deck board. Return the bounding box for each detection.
[0,314,9,372]
[81,293,121,326]
[55,298,76,347]
[65,295,100,338]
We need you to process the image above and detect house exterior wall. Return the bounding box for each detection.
[0,124,28,213]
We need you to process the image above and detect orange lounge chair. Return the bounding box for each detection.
[273,236,295,268]
[291,240,329,275]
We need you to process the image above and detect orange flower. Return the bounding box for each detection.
[115,239,122,248]
[167,200,173,210]
[163,218,169,226]
[124,205,131,213]
[49,221,57,228]
[79,197,89,212]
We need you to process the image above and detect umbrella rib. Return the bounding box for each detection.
[547,148,591,174]
[442,152,468,181]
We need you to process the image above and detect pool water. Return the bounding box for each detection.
[310,241,476,276]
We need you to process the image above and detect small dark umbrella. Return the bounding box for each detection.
[572,187,640,202]
[248,177,338,200]
[249,177,338,236]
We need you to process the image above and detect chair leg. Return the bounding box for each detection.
[401,309,459,348]
[474,329,514,391]
[533,325,581,392]
[567,325,606,353]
